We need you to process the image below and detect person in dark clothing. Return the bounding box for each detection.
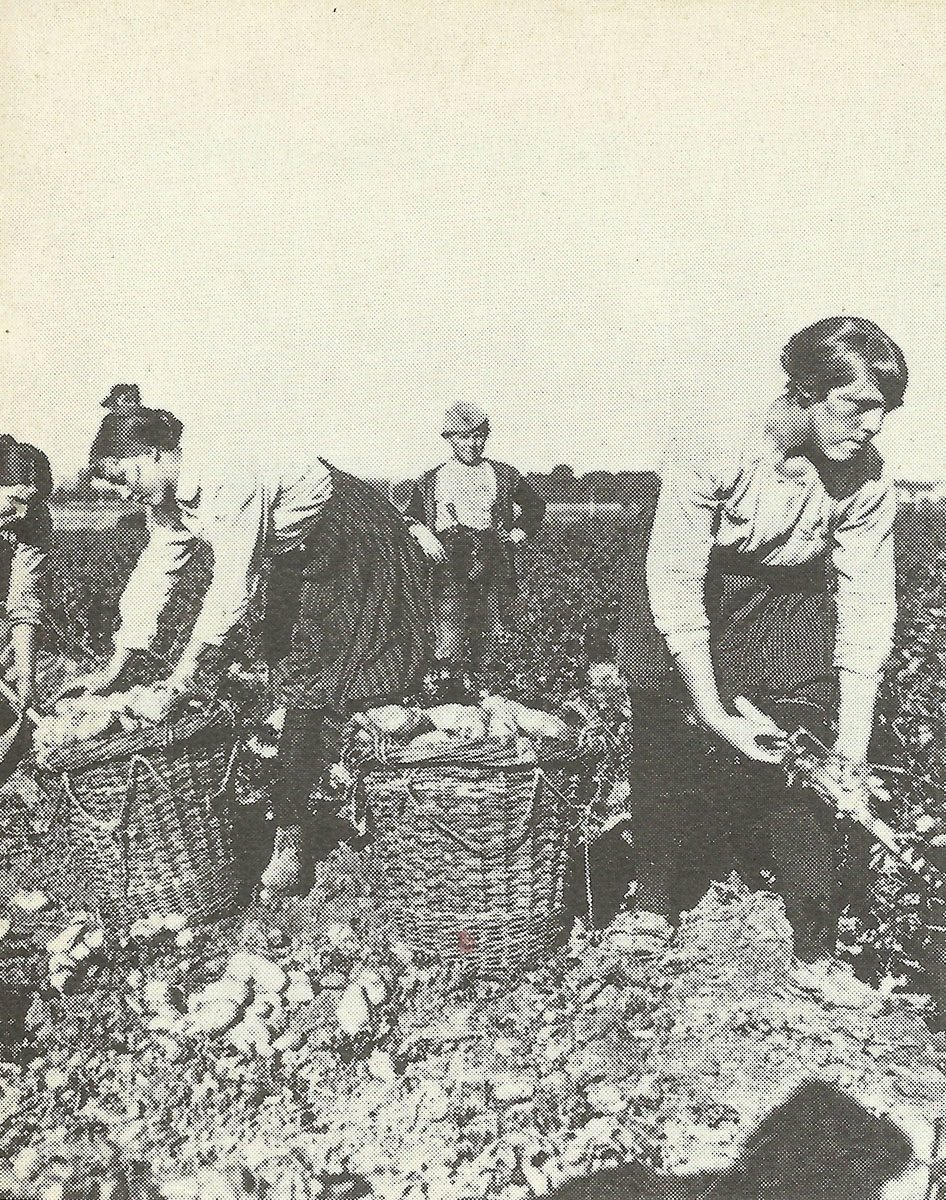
[616,316,907,964]
[406,402,545,688]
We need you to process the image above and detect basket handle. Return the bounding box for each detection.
[60,755,164,845]
[399,772,544,857]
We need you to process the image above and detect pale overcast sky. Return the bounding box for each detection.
[2,1,945,480]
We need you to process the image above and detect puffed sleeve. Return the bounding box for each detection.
[645,435,726,659]
[169,468,272,684]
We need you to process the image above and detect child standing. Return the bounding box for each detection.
[407,403,545,690]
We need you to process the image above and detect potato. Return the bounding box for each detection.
[507,702,570,740]
[359,705,427,737]
[225,953,288,995]
[399,731,463,761]
[191,999,244,1035]
[193,978,251,1009]
[46,924,87,956]
[486,703,520,743]
[425,704,476,733]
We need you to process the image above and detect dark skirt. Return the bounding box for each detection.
[614,501,835,709]
[262,464,431,712]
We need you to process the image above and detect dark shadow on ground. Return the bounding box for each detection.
[549,1080,915,1200]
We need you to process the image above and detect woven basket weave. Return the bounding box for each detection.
[26,705,239,932]
[357,739,591,981]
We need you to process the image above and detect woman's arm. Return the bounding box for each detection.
[831,474,898,763]
[9,622,39,709]
[646,438,782,762]
[166,473,273,691]
[70,517,198,695]
[5,506,50,706]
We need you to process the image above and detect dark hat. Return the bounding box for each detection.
[102,384,141,410]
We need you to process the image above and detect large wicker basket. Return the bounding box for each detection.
[25,704,240,932]
[355,738,595,981]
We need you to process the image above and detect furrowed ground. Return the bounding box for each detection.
[0,497,940,1199]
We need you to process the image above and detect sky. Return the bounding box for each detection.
[2,1,945,481]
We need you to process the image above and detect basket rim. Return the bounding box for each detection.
[355,742,597,776]
[30,702,236,774]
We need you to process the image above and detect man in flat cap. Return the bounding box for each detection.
[407,402,545,691]
[102,384,141,410]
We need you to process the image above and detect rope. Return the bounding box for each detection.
[202,739,242,815]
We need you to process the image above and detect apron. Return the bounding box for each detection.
[614,491,835,710]
[262,464,431,712]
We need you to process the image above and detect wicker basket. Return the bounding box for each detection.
[25,705,240,932]
[356,738,593,981]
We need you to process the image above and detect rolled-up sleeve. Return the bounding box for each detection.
[5,498,51,627]
[6,541,49,627]
[831,476,897,680]
[115,518,198,652]
[645,439,723,659]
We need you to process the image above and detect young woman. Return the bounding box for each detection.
[71,407,431,892]
[617,316,907,962]
[0,435,53,715]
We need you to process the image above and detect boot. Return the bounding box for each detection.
[261,824,304,894]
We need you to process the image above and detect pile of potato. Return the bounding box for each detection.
[45,912,106,992]
[351,697,572,762]
[31,686,177,762]
[143,951,316,1061]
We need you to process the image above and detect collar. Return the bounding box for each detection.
[755,411,817,481]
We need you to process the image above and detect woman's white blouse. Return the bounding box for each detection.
[115,444,333,681]
[646,417,898,681]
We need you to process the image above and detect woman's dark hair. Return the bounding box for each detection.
[89,406,184,465]
[0,436,53,499]
[780,316,908,409]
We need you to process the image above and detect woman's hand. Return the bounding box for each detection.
[126,681,181,724]
[707,697,788,763]
[409,523,448,563]
[55,650,130,702]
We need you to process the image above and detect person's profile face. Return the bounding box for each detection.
[447,429,488,465]
[0,485,37,529]
[92,453,165,505]
[804,375,892,463]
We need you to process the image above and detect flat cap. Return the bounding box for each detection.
[442,402,490,438]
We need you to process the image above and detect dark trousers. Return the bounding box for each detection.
[432,569,510,666]
[432,527,515,670]
[632,698,839,960]
[269,708,326,827]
